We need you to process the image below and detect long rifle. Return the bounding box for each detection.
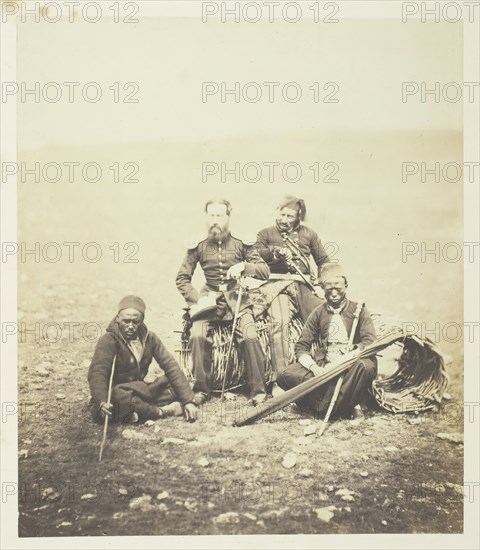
[317,301,364,436]
[220,277,246,401]
[284,256,322,298]
[234,329,404,426]
[99,354,117,462]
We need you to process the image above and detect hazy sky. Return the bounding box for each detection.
[16,18,462,149]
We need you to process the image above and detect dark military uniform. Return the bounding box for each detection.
[256,224,330,280]
[255,224,330,377]
[176,233,270,399]
[277,300,377,419]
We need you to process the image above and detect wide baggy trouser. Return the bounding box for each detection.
[89,375,178,423]
[277,358,377,419]
[190,310,266,398]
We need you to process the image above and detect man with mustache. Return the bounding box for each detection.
[176,199,270,405]
[255,196,331,391]
[88,295,197,423]
[277,263,377,420]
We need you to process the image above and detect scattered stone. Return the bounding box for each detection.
[156,491,169,501]
[157,503,168,512]
[213,511,240,524]
[384,446,399,452]
[244,513,257,521]
[122,429,150,441]
[197,457,210,468]
[162,437,186,445]
[299,418,312,426]
[41,487,61,502]
[344,506,351,512]
[294,436,311,446]
[341,495,355,502]
[144,420,155,427]
[326,485,335,492]
[443,392,452,400]
[129,494,155,512]
[335,488,355,497]
[261,508,288,519]
[303,424,317,436]
[360,471,369,478]
[445,482,464,497]
[338,450,351,458]
[55,393,66,400]
[118,487,129,496]
[315,506,336,523]
[381,520,388,526]
[407,417,422,425]
[299,468,313,478]
[81,493,96,501]
[363,430,373,436]
[184,498,199,512]
[361,455,369,461]
[256,519,265,528]
[282,452,297,469]
[436,432,463,445]
[57,521,72,528]
[24,439,32,445]
[18,449,28,459]
[315,491,329,502]
[35,366,50,377]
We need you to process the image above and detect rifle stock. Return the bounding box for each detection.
[234,330,404,426]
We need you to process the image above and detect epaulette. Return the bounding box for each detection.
[184,236,206,250]
[231,233,257,246]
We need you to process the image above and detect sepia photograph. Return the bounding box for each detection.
[0,1,478,548]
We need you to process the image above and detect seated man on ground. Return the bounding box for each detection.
[88,295,197,423]
[277,264,377,420]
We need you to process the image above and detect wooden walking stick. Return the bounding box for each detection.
[318,301,364,436]
[99,354,117,462]
[221,278,246,401]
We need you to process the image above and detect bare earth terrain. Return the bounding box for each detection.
[16,135,463,536]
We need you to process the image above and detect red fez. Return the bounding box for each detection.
[118,295,146,315]
[277,195,306,221]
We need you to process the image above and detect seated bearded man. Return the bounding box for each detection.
[176,199,270,406]
[255,195,330,394]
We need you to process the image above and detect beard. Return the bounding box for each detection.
[276,219,294,233]
[207,224,229,242]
